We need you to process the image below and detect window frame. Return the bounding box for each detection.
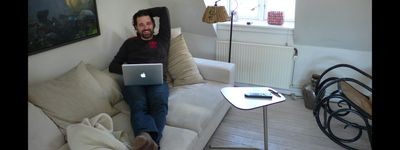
[207,0,295,23]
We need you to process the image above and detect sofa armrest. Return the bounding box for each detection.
[28,102,66,150]
[193,57,235,85]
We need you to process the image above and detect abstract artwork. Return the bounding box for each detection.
[28,0,101,55]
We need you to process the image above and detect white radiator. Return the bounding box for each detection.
[216,41,295,89]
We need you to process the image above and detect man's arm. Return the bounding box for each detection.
[147,7,171,41]
[109,41,129,74]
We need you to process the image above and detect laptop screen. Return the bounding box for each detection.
[121,63,163,86]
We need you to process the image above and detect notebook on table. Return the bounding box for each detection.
[121,63,163,86]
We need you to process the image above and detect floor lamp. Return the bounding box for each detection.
[203,3,260,150]
[202,0,233,63]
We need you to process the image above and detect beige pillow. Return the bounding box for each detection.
[168,34,205,86]
[86,64,123,105]
[28,62,117,133]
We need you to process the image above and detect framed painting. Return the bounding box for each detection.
[28,0,101,55]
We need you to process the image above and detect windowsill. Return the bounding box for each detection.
[217,20,294,33]
[216,20,295,46]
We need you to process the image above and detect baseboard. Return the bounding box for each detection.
[276,87,302,96]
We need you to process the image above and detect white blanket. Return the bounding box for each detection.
[66,113,132,150]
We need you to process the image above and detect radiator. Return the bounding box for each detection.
[216,41,295,89]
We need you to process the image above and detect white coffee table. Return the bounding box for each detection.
[217,87,286,150]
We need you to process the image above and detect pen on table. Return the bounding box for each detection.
[268,89,281,97]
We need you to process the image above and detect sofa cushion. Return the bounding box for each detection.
[112,112,197,150]
[113,101,131,116]
[160,125,197,150]
[112,80,229,134]
[29,102,66,150]
[28,61,117,133]
[166,81,229,133]
[86,64,123,105]
[112,113,135,141]
[56,144,70,150]
[168,34,205,86]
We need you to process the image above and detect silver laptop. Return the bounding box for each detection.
[122,63,163,86]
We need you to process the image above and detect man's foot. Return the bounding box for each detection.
[133,132,158,150]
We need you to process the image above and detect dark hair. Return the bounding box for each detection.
[133,9,155,29]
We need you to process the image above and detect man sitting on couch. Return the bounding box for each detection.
[108,6,171,150]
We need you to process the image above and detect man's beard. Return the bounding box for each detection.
[138,29,154,40]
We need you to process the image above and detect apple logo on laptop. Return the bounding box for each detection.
[140,72,146,78]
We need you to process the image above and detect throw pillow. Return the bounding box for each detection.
[86,64,123,105]
[168,34,205,86]
[28,61,117,133]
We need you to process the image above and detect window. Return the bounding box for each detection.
[204,0,296,22]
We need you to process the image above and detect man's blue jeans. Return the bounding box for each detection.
[122,82,169,145]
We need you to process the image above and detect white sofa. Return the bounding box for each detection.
[28,57,235,150]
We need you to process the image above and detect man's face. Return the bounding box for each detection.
[135,16,154,40]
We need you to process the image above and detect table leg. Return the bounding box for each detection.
[263,106,268,150]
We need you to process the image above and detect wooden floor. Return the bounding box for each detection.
[206,95,371,150]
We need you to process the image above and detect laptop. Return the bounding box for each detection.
[122,63,163,86]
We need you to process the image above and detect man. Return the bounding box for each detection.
[109,7,171,150]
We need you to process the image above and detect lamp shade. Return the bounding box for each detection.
[202,6,230,24]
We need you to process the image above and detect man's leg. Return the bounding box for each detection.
[146,82,169,145]
[123,85,159,138]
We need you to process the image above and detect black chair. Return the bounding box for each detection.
[313,64,372,150]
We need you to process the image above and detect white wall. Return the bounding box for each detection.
[294,0,372,51]
[149,0,216,37]
[292,45,372,89]
[182,31,217,60]
[292,0,372,90]
[28,0,151,85]
[149,0,218,59]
